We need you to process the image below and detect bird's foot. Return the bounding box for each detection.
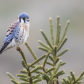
[16,46,22,52]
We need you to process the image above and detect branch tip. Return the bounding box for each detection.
[67,20,70,23]
[67,48,69,51]
[40,30,43,32]
[6,72,9,74]
[49,17,52,20]
[59,60,62,62]
[57,16,60,19]
[65,37,68,39]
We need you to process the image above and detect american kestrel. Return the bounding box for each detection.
[0,12,30,54]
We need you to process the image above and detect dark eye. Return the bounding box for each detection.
[23,18,25,21]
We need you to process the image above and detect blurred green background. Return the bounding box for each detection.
[0,0,84,84]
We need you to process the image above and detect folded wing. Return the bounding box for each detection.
[0,20,19,54]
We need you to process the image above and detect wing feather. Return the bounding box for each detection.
[0,20,20,54]
[6,20,19,36]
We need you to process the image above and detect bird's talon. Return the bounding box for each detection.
[19,48,22,52]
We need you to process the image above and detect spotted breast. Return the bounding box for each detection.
[14,22,29,46]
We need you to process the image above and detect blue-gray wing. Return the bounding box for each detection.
[0,20,20,54]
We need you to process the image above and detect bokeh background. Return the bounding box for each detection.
[0,0,84,84]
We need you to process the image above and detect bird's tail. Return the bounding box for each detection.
[0,42,10,54]
[0,48,3,54]
[0,51,2,54]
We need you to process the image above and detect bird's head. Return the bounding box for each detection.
[18,12,29,23]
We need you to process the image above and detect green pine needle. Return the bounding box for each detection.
[49,17,54,46]
[40,30,53,49]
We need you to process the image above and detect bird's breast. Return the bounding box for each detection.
[14,22,30,45]
[20,23,29,32]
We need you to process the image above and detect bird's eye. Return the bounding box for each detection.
[23,18,25,20]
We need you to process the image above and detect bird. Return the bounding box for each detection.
[0,12,30,54]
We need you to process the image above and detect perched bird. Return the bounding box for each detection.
[0,12,30,54]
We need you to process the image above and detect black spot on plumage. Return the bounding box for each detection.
[11,27,13,29]
[9,32,12,34]
[15,37,18,39]
[11,30,13,32]
[6,35,8,37]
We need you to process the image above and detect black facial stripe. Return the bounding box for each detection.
[23,18,25,23]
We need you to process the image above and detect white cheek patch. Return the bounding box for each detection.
[21,18,24,23]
